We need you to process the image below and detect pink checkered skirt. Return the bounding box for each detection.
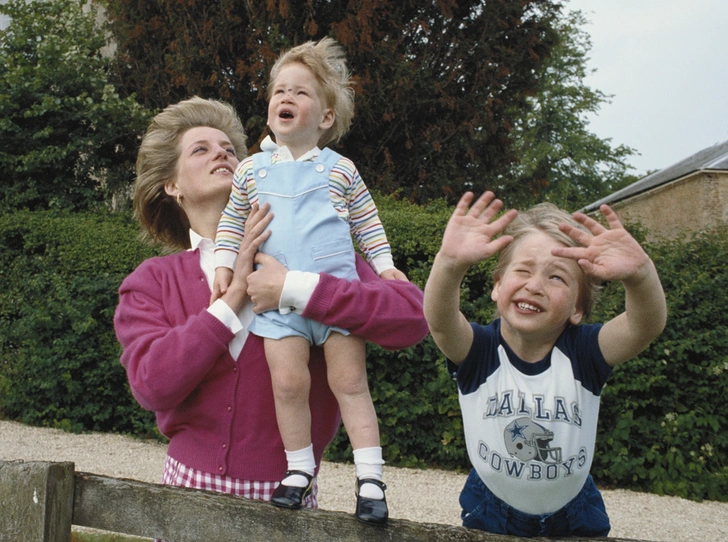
[161,455,319,507]
[153,455,319,541]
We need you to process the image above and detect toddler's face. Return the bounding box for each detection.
[267,62,333,152]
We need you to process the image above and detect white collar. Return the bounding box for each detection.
[188,229,211,251]
[187,229,215,291]
[261,135,321,162]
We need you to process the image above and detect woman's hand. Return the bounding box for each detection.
[220,203,272,312]
[247,253,288,313]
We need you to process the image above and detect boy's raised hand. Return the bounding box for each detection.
[556,205,666,367]
[439,191,518,271]
[552,205,652,284]
[425,191,515,364]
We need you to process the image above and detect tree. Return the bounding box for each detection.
[0,0,152,211]
[105,0,561,204]
[502,10,637,210]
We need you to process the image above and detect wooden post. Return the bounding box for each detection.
[0,460,74,542]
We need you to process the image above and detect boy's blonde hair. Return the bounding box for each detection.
[268,37,355,147]
[493,203,602,320]
[134,96,247,250]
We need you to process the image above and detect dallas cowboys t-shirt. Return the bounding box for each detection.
[451,319,612,514]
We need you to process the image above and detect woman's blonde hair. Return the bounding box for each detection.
[268,37,355,147]
[493,203,602,320]
[133,96,247,250]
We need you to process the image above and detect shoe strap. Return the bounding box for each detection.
[357,478,387,492]
[284,469,314,481]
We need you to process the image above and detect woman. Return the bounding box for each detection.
[113,96,428,508]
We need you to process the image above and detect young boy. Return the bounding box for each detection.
[213,38,405,524]
[423,191,666,537]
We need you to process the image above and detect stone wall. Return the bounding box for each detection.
[608,171,728,242]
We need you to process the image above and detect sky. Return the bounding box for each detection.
[564,0,728,176]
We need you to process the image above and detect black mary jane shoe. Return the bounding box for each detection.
[270,470,314,509]
[355,478,389,526]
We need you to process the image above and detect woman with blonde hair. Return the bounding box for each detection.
[114,96,428,511]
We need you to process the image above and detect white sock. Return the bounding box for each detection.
[282,444,315,487]
[353,446,385,500]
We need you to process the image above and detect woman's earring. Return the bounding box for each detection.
[176,194,182,206]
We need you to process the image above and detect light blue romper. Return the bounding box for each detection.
[248,148,358,346]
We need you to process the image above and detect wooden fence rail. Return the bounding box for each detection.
[0,460,648,542]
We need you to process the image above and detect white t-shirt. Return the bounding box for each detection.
[452,319,612,514]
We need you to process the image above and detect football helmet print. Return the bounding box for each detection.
[504,417,562,463]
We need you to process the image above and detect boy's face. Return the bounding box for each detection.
[267,62,334,154]
[492,230,584,350]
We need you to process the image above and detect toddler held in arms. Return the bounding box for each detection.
[213,38,407,525]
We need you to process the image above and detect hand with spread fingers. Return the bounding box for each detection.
[424,191,517,365]
[552,204,652,286]
[437,191,518,273]
[553,204,666,367]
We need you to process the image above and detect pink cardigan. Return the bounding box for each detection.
[114,250,427,481]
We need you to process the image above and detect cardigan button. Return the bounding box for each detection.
[227,406,232,412]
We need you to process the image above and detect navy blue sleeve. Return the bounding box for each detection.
[559,323,612,396]
[448,321,503,395]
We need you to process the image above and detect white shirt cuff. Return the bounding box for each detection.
[208,298,245,334]
[214,250,237,270]
[279,270,320,315]
[370,254,395,276]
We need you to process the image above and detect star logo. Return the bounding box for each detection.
[506,419,528,441]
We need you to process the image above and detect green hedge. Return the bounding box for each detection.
[1,200,726,502]
[324,196,497,469]
[0,210,159,436]
[589,229,728,501]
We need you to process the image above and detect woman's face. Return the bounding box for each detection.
[166,126,239,209]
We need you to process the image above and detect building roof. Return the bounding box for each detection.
[582,139,728,212]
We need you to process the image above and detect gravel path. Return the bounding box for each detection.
[2,420,727,541]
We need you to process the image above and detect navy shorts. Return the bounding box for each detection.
[459,469,611,537]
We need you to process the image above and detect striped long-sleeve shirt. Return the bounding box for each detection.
[215,146,394,275]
